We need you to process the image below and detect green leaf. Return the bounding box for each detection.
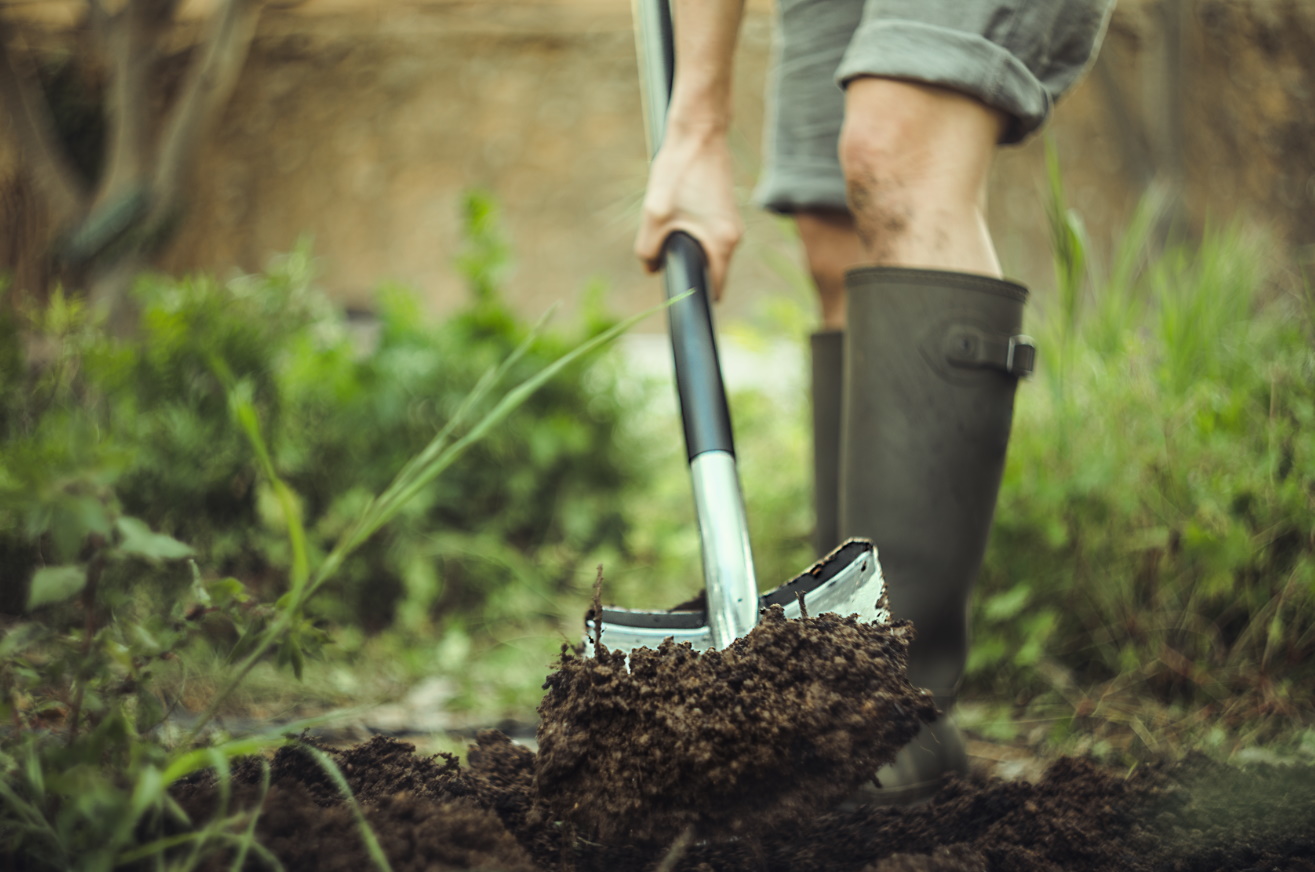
[115,516,194,562]
[134,689,165,735]
[0,623,48,659]
[983,585,1031,622]
[26,565,88,611]
[188,561,212,607]
[278,636,306,681]
[50,497,111,563]
[208,577,250,607]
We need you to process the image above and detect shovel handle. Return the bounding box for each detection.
[635,0,736,461]
[662,233,736,460]
[634,0,675,161]
[631,0,758,648]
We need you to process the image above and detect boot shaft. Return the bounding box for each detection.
[810,329,845,559]
[840,267,1031,700]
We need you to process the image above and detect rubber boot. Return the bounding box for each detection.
[810,330,844,559]
[839,266,1033,803]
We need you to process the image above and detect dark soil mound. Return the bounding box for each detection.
[534,605,938,843]
[164,610,1315,870]
[170,735,1315,871]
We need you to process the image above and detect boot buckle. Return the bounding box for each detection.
[944,328,1036,377]
[1006,335,1035,377]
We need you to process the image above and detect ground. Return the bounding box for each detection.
[169,611,1315,871]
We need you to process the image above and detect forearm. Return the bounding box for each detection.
[634,0,746,295]
[666,0,746,136]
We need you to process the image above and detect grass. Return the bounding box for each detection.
[0,227,680,868]
[966,143,1315,761]
[145,323,819,734]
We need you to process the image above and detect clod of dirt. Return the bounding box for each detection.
[158,728,1315,871]
[534,604,939,843]
[170,735,538,872]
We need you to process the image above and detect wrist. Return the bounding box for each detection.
[664,110,732,143]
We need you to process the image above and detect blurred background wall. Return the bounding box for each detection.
[3,0,1313,329]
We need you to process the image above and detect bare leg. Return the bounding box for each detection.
[796,79,1007,568]
[839,78,1006,278]
[794,209,865,330]
[831,79,1017,802]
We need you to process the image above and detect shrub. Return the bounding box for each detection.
[1,193,641,633]
[0,193,658,870]
[969,157,1315,731]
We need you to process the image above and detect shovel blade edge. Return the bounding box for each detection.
[585,539,886,657]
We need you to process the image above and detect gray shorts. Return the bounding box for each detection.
[754,0,1115,214]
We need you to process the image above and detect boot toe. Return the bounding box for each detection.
[845,714,969,808]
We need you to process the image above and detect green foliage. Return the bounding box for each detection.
[970,158,1315,738]
[4,195,641,634]
[0,191,662,867]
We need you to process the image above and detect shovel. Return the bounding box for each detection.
[585,0,887,654]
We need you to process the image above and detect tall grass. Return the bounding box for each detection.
[970,146,1315,750]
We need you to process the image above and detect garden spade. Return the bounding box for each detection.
[584,0,887,655]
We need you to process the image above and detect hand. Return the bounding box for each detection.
[634,126,743,299]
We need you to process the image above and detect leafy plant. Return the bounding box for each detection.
[968,146,1315,750]
[0,192,668,868]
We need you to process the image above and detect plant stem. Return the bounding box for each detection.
[67,543,106,746]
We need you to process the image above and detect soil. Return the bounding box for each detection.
[535,605,938,843]
[169,732,1315,872]
[166,610,1315,871]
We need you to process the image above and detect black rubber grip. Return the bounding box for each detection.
[663,231,736,461]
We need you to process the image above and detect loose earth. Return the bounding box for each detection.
[169,610,1315,870]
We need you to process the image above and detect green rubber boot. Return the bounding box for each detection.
[839,266,1033,803]
[810,330,844,559]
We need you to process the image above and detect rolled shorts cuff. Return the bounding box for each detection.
[754,161,850,214]
[834,20,1053,144]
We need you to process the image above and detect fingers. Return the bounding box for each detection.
[633,135,743,300]
[633,211,668,276]
[634,207,742,301]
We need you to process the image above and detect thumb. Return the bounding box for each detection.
[634,221,668,276]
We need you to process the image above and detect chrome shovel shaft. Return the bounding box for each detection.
[691,450,759,649]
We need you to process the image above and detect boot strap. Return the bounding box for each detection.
[943,327,1035,377]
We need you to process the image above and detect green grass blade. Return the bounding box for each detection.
[210,357,311,598]
[226,758,272,872]
[328,306,556,569]
[0,776,59,848]
[308,294,678,598]
[114,830,209,866]
[114,763,164,851]
[296,744,394,872]
[162,734,284,787]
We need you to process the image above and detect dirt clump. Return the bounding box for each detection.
[170,734,538,872]
[534,605,939,843]
[161,613,1315,871]
[168,735,1315,871]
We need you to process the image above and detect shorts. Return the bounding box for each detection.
[754,0,1115,214]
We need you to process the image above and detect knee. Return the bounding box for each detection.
[839,82,935,195]
[837,92,933,249]
[839,78,1005,208]
[838,121,919,254]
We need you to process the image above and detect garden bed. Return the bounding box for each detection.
[173,731,1315,872]
[171,610,1315,871]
